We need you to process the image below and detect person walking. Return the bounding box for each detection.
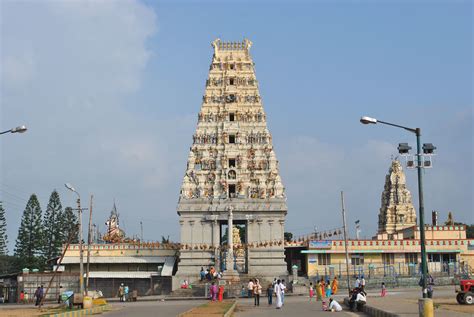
[247,279,254,298]
[331,277,338,295]
[354,276,361,288]
[124,285,129,302]
[34,286,44,306]
[427,274,434,298]
[325,280,332,298]
[309,282,314,302]
[380,282,387,297]
[281,279,286,305]
[118,284,124,302]
[320,278,326,299]
[274,279,283,309]
[267,283,273,305]
[34,287,40,306]
[316,279,323,301]
[209,282,218,301]
[253,279,262,306]
[360,276,366,291]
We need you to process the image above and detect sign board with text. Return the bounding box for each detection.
[309,240,332,249]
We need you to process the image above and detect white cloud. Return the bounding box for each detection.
[0,0,166,251]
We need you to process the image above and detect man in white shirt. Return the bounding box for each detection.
[360,276,366,290]
[354,277,360,288]
[329,298,343,312]
[355,291,367,311]
[247,279,254,298]
[280,279,286,305]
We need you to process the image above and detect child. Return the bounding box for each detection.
[240,285,246,297]
[381,282,387,297]
[267,284,274,305]
[209,282,218,301]
[325,280,332,298]
[309,282,314,302]
[322,299,328,311]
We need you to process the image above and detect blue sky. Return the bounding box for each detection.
[1,0,472,251]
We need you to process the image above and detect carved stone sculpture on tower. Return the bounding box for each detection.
[378,160,417,234]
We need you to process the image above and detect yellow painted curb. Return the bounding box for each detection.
[44,304,110,317]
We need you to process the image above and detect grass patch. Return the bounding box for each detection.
[181,300,236,316]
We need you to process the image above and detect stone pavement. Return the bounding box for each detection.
[357,286,473,317]
[103,299,208,316]
[234,295,362,317]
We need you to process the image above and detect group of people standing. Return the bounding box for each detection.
[200,266,222,281]
[117,283,129,302]
[33,285,44,306]
[309,276,339,301]
[244,278,286,309]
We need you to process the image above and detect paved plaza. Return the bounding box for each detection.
[100,285,474,317]
[104,300,208,317]
[235,295,361,317]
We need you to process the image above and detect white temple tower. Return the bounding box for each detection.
[378,159,417,234]
[176,39,287,283]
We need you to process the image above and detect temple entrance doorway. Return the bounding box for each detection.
[219,220,248,273]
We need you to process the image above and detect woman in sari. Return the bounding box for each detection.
[331,276,339,295]
[320,278,326,299]
[316,279,323,301]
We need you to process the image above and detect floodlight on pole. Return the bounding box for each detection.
[65,183,77,194]
[0,125,28,135]
[360,115,435,310]
[360,116,377,124]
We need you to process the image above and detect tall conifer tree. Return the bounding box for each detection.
[0,201,8,255]
[61,206,79,244]
[14,194,43,269]
[15,194,43,268]
[42,190,63,260]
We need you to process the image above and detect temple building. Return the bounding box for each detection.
[175,39,287,284]
[60,203,178,297]
[289,159,474,278]
[377,160,417,236]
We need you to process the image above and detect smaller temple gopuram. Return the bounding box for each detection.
[378,159,417,235]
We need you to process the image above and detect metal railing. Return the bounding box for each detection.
[309,261,472,281]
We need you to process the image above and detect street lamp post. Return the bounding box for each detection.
[65,183,84,295]
[360,116,430,299]
[0,125,28,135]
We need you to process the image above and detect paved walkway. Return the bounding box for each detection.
[359,286,473,317]
[103,300,208,316]
[235,295,362,317]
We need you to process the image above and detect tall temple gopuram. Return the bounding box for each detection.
[176,39,287,282]
[378,160,417,235]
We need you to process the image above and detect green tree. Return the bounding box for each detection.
[466,225,474,239]
[0,201,8,255]
[42,190,64,261]
[0,255,21,274]
[161,235,170,244]
[284,232,293,242]
[60,207,79,244]
[454,222,474,239]
[14,194,43,269]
